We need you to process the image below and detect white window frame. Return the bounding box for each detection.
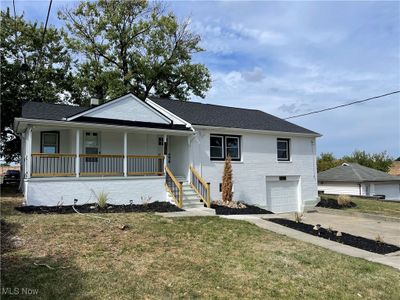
[41,131,59,154]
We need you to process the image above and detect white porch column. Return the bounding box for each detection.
[163,134,167,170]
[123,132,128,177]
[75,129,80,178]
[25,126,32,179]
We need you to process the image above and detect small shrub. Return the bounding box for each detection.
[141,195,152,206]
[294,212,303,223]
[96,191,109,208]
[337,195,352,206]
[375,234,384,244]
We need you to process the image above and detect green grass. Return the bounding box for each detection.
[1,188,400,299]
[320,194,400,218]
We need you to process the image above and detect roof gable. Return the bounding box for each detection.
[149,97,319,135]
[68,94,171,124]
[318,163,400,182]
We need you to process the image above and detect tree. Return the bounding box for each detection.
[222,155,233,203]
[0,8,76,162]
[317,153,343,172]
[317,150,394,173]
[342,150,393,172]
[59,0,211,102]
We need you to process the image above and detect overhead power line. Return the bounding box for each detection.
[42,0,53,45]
[284,90,400,120]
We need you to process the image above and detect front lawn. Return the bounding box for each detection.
[320,194,400,218]
[1,188,399,299]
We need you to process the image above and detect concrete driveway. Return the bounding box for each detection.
[276,212,400,247]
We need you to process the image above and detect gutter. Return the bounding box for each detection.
[192,125,322,138]
[13,118,193,136]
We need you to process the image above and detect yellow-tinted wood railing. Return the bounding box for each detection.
[31,153,76,177]
[31,154,165,177]
[189,165,211,208]
[165,165,183,208]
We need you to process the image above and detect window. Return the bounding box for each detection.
[210,135,241,161]
[226,136,240,159]
[41,132,59,153]
[210,135,224,159]
[277,138,290,161]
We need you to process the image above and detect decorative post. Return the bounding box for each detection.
[123,132,128,177]
[75,129,80,177]
[25,126,32,178]
[206,182,211,208]
[163,134,167,171]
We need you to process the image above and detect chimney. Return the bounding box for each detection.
[90,98,99,107]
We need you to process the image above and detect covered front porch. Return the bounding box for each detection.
[23,125,190,179]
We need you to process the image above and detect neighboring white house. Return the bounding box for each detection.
[318,163,400,201]
[14,93,321,213]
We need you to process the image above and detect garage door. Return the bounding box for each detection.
[374,183,400,200]
[266,180,299,213]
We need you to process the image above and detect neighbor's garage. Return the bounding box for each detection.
[373,183,400,200]
[266,176,300,213]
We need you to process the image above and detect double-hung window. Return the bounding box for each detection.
[277,138,290,161]
[210,135,241,161]
[41,132,59,154]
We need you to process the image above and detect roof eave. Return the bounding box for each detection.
[192,124,322,137]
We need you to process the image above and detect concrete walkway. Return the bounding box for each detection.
[159,208,400,270]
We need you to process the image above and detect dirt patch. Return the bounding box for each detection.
[15,202,183,214]
[268,218,400,255]
[317,198,356,209]
[211,203,273,215]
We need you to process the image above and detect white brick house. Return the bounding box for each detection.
[14,94,321,213]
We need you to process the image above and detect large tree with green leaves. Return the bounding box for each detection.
[0,8,77,162]
[59,0,211,102]
[317,150,394,173]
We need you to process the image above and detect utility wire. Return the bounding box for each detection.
[42,0,53,45]
[284,90,400,120]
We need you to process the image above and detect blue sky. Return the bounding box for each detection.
[3,0,400,158]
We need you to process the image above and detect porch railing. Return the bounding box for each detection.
[189,165,211,208]
[30,153,165,177]
[80,154,124,176]
[165,165,183,208]
[128,155,164,176]
[31,153,76,177]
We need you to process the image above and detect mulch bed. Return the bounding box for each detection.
[317,198,356,209]
[268,218,400,255]
[15,201,183,214]
[211,203,273,215]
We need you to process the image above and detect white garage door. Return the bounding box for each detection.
[266,180,299,213]
[374,183,400,200]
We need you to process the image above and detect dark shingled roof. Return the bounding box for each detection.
[318,163,400,183]
[149,97,318,135]
[21,102,88,120]
[21,98,319,135]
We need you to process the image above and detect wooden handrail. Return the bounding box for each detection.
[189,165,208,188]
[165,165,183,208]
[32,153,76,157]
[165,165,181,189]
[80,154,124,158]
[189,165,211,208]
[127,155,164,159]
